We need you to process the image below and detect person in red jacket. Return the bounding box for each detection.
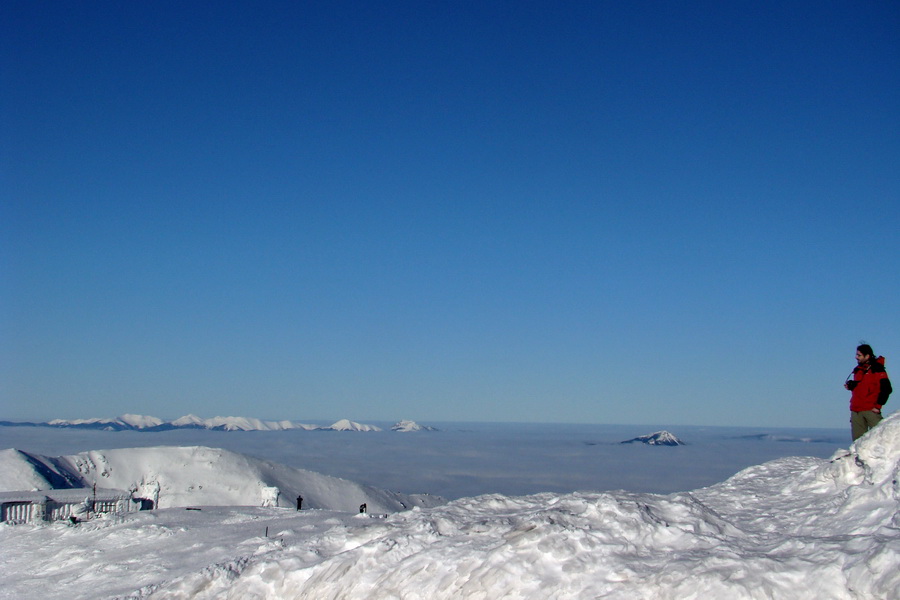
[845,344,892,440]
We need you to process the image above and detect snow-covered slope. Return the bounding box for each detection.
[0,449,85,491]
[0,446,443,514]
[2,415,899,599]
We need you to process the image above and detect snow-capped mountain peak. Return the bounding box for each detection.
[621,430,686,446]
[391,420,437,432]
[170,414,205,427]
[117,414,164,429]
[327,419,382,432]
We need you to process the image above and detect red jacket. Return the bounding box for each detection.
[849,356,892,412]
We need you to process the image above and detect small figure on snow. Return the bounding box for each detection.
[296,495,303,510]
[845,343,892,440]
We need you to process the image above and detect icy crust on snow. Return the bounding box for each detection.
[0,446,442,514]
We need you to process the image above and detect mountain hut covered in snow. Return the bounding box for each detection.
[0,487,143,525]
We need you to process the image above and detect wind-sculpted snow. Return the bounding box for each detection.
[2,415,899,599]
[158,484,888,600]
[280,492,748,599]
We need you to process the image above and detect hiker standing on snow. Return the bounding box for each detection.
[845,344,892,440]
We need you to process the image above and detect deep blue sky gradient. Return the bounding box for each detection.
[2,1,898,426]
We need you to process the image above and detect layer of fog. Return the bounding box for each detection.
[0,422,849,499]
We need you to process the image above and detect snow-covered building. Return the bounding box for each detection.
[0,488,139,525]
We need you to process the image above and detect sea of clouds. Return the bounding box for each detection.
[0,420,850,499]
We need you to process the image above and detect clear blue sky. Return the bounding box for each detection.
[2,1,898,427]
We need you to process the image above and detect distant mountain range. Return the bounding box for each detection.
[0,414,437,433]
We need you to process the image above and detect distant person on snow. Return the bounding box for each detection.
[845,344,892,440]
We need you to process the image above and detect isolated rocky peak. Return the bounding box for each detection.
[621,430,686,446]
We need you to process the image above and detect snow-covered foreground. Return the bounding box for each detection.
[3,416,900,599]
